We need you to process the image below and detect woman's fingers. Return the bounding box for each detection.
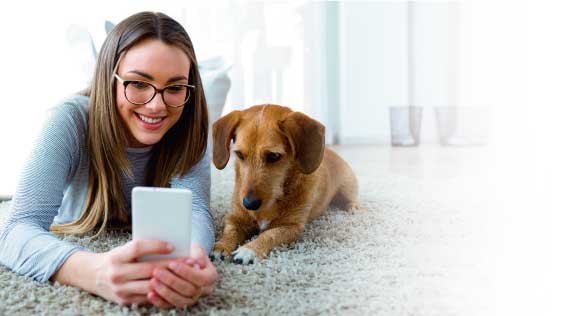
[114,280,151,297]
[124,295,151,306]
[111,239,174,263]
[150,278,193,308]
[147,258,216,308]
[100,241,214,309]
[108,261,157,283]
[169,260,218,288]
[148,292,173,309]
[153,267,198,297]
[113,259,176,282]
[203,284,215,296]
[189,244,208,269]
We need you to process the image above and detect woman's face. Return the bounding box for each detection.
[116,38,190,147]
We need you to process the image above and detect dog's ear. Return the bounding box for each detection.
[279,111,325,174]
[212,110,241,170]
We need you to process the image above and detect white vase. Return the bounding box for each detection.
[389,106,423,146]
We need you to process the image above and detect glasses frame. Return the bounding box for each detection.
[114,74,196,108]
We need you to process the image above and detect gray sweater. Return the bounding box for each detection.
[0,95,214,282]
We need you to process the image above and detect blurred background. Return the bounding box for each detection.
[0,0,497,194]
[0,0,582,315]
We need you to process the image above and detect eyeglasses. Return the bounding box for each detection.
[114,74,195,108]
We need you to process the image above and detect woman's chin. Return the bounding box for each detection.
[132,134,162,147]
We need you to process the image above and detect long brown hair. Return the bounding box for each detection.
[51,12,208,236]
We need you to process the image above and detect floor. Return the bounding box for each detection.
[334,144,498,315]
[0,144,510,315]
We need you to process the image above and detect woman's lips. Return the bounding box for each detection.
[135,112,165,130]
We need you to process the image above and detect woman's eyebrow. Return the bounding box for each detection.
[166,75,188,84]
[127,70,188,84]
[127,70,154,80]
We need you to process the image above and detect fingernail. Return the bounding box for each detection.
[186,258,196,266]
[169,262,178,270]
[166,243,175,251]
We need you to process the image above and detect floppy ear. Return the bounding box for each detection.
[279,111,326,174]
[212,110,241,170]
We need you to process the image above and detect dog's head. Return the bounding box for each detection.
[212,105,325,212]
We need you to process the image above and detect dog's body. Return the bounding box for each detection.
[211,105,358,264]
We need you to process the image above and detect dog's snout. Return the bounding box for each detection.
[243,196,262,211]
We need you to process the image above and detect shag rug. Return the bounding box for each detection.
[0,146,493,316]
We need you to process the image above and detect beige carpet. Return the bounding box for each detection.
[0,145,494,316]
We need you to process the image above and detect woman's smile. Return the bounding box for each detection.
[135,112,166,130]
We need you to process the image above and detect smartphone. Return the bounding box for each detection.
[131,187,192,261]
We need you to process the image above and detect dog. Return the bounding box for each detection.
[210,105,358,264]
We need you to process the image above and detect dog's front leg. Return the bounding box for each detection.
[232,224,304,264]
[212,210,257,261]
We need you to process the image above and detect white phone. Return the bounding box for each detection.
[131,187,192,261]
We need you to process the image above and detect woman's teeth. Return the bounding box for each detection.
[138,114,163,124]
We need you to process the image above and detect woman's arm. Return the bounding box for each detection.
[170,148,214,254]
[50,251,97,285]
[0,99,88,282]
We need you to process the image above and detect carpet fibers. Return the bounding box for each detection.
[0,146,494,316]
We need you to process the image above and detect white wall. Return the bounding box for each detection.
[409,2,460,144]
[338,2,409,144]
[409,2,460,109]
[336,1,464,145]
[0,4,72,196]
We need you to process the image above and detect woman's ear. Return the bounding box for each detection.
[279,111,325,174]
[212,110,241,169]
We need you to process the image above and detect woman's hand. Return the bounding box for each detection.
[91,239,177,306]
[148,244,218,309]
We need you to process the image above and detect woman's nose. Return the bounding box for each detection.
[146,92,167,112]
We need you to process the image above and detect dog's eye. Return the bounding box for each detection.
[234,151,245,161]
[265,152,282,164]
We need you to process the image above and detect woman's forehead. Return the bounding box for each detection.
[118,38,190,80]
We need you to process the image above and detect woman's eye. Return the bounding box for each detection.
[265,152,281,163]
[129,81,149,90]
[166,85,186,94]
[235,151,245,161]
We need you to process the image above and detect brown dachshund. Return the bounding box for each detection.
[211,105,358,264]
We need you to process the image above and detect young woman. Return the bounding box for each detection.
[0,12,217,309]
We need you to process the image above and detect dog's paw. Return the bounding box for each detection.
[347,203,360,212]
[209,250,227,262]
[232,246,257,265]
[210,242,235,262]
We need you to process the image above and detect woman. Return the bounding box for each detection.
[0,12,217,309]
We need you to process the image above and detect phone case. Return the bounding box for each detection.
[131,187,192,261]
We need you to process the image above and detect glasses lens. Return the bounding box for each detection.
[163,85,190,107]
[125,81,155,104]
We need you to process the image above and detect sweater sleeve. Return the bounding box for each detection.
[0,99,88,283]
[170,148,214,255]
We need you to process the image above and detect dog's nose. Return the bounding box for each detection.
[242,196,262,211]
